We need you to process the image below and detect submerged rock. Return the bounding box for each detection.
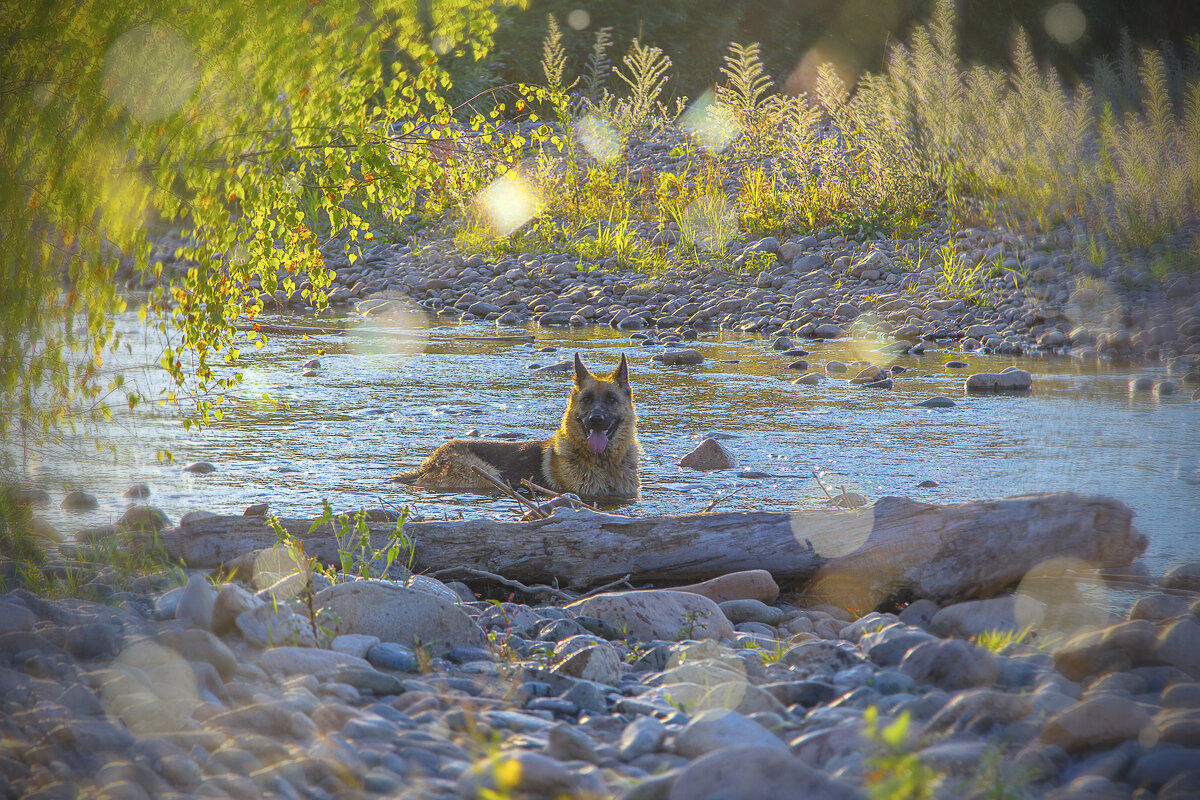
[61,491,98,511]
[654,348,704,366]
[679,438,737,471]
[965,367,1033,392]
[915,396,956,408]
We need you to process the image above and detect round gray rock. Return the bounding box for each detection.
[673,710,787,758]
[668,744,863,800]
[679,438,737,471]
[314,579,486,653]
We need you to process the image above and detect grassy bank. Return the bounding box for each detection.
[387,1,1198,283]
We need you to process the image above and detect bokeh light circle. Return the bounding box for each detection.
[1045,3,1087,45]
[567,9,590,30]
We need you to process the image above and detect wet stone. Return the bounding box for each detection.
[1129,593,1192,622]
[61,491,98,511]
[653,348,704,366]
[367,643,419,673]
[678,438,737,471]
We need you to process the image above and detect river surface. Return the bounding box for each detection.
[19,307,1200,584]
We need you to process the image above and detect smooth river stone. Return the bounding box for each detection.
[674,570,780,605]
[313,579,487,653]
[668,744,864,800]
[567,590,734,642]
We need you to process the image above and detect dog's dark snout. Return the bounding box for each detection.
[587,412,606,429]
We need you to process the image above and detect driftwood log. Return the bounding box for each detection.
[139,492,1143,602]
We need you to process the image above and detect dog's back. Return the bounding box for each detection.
[391,438,550,491]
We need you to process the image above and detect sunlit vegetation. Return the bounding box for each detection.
[0,0,551,460]
[445,2,1200,276]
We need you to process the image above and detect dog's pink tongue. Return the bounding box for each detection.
[587,430,609,454]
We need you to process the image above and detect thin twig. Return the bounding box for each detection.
[576,574,634,599]
[701,486,746,513]
[811,468,834,500]
[470,466,547,519]
[431,566,576,602]
[520,479,605,513]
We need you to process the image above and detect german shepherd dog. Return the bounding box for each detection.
[392,353,640,499]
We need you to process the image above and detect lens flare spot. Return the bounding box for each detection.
[846,315,895,366]
[102,24,198,121]
[252,543,306,589]
[790,499,873,559]
[681,89,738,154]
[680,194,737,252]
[101,642,199,734]
[1066,278,1120,336]
[574,115,621,163]
[787,44,855,98]
[1015,557,1109,640]
[1045,3,1086,45]
[806,566,883,617]
[476,172,539,237]
[352,298,428,361]
[567,9,590,30]
[663,641,749,713]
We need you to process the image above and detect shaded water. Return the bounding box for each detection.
[24,308,1200,581]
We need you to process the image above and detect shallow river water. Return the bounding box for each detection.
[22,308,1200,583]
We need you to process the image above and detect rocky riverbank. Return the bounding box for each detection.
[4,542,1200,799]
[131,124,1200,390]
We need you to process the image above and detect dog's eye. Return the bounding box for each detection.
[604,392,617,404]
[580,393,594,404]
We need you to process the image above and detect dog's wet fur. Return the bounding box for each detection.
[391,353,640,499]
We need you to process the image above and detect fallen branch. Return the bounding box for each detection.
[702,487,746,513]
[576,573,634,599]
[520,479,609,515]
[471,466,547,519]
[812,467,835,500]
[431,566,576,602]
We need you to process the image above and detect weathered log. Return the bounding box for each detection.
[142,509,824,589]
[808,492,1143,606]
[135,492,1142,602]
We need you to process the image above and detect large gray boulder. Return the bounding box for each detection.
[313,579,486,653]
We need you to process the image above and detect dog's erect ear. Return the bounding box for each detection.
[573,352,592,386]
[611,353,630,392]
